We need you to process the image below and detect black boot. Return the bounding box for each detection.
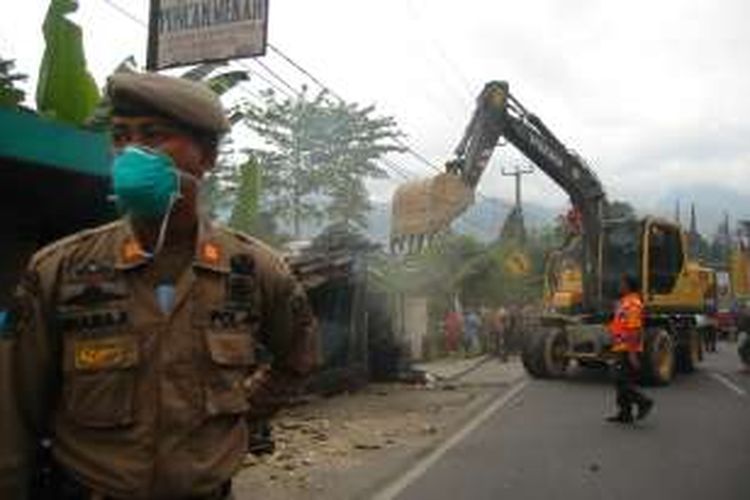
[606,411,634,423]
[636,399,654,421]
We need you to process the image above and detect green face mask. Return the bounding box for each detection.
[111,146,179,218]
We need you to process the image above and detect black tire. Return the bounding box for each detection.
[541,328,569,377]
[641,328,675,386]
[521,330,547,378]
[676,328,702,373]
[522,328,568,378]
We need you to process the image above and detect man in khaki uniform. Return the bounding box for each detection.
[0,72,318,499]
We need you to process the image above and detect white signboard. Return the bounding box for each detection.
[147,0,269,70]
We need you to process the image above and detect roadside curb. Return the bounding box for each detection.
[439,355,495,381]
[415,354,495,382]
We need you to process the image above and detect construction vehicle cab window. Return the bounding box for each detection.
[3,3,750,497]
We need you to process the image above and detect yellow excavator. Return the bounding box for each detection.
[391,81,710,385]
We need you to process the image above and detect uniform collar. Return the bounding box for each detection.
[114,216,230,273]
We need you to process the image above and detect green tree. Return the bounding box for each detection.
[228,157,261,234]
[241,88,404,237]
[0,56,27,107]
[36,0,100,125]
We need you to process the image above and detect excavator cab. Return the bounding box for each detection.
[546,217,707,314]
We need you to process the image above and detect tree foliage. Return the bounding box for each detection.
[0,56,27,108]
[240,88,405,236]
[36,0,100,125]
[228,157,261,234]
[375,227,557,309]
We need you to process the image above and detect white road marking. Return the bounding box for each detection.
[373,379,529,500]
[710,372,747,397]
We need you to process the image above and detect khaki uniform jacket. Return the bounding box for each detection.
[0,218,318,499]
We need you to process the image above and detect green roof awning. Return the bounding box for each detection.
[0,107,111,177]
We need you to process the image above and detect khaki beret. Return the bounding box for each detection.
[107,72,230,135]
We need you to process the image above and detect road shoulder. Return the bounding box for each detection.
[233,357,525,500]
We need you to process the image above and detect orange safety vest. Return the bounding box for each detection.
[609,292,644,353]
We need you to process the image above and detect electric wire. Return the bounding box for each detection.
[96,0,494,236]
[233,60,296,100]
[97,0,453,191]
[100,0,147,27]
[251,58,301,97]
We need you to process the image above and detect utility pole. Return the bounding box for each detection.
[499,164,534,244]
[689,202,697,235]
[688,202,700,260]
[501,164,534,211]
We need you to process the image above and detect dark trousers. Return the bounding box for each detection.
[614,352,651,415]
[702,328,717,352]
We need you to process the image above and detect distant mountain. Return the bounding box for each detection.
[273,197,561,245]
[452,196,560,242]
[277,185,750,245]
[366,196,560,244]
[654,185,750,238]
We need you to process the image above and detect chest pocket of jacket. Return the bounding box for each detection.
[63,335,139,428]
[204,331,256,416]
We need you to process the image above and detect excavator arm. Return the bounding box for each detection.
[391,81,608,311]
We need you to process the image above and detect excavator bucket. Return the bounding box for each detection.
[390,172,474,252]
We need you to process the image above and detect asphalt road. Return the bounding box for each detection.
[383,342,750,500]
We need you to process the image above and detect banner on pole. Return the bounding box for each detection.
[147,0,269,70]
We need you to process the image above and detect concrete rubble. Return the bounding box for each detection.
[233,355,525,500]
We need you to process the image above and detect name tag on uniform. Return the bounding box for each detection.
[73,337,138,371]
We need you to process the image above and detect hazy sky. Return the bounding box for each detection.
[3,0,750,221]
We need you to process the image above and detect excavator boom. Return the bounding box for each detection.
[391,81,608,311]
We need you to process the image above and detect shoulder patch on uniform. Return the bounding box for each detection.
[200,241,222,265]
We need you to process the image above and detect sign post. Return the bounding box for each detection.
[147,0,269,70]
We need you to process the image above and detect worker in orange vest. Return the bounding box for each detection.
[606,274,654,423]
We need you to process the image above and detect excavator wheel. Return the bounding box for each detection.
[676,328,702,373]
[641,328,675,386]
[521,330,547,378]
[522,328,569,378]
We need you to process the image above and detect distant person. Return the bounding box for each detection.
[444,310,463,353]
[606,275,653,423]
[506,304,521,353]
[463,309,482,355]
[697,315,717,353]
[491,307,508,361]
